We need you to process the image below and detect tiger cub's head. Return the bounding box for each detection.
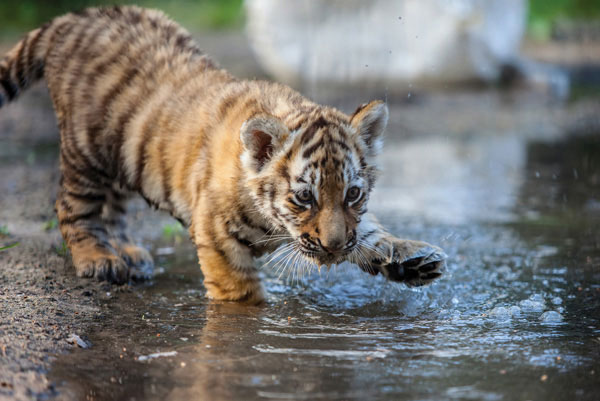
[241,100,388,266]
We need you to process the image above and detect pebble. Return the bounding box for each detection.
[138,351,177,361]
[66,334,90,349]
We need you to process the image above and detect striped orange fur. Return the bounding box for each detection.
[0,6,446,304]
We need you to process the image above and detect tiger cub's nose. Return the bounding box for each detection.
[319,237,345,254]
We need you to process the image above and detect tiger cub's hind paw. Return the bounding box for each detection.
[118,244,154,281]
[374,241,447,287]
[72,247,130,284]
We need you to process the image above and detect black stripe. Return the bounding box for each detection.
[300,116,329,143]
[0,79,18,100]
[302,137,325,158]
[360,229,378,241]
[112,100,139,182]
[231,232,253,248]
[239,212,258,230]
[103,218,126,227]
[159,136,173,207]
[59,209,102,226]
[69,231,101,244]
[65,190,106,202]
[239,211,270,233]
[111,203,127,214]
[26,24,50,81]
[133,100,164,188]
[59,198,73,214]
[60,147,109,185]
[331,139,350,152]
[15,35,29,87]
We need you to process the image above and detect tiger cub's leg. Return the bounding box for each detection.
[354,214,446,287]
[195,246,264,305]
[103,188,154,279]
[192,213,264,304]
[56,175,129,283]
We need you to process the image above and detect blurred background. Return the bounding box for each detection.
[1,0,599,223]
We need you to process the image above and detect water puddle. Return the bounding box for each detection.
[49,133,600,400]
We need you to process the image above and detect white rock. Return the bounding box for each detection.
[66,334,90,349]
[138,351,178,362]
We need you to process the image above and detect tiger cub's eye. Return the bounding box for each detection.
[296,189,313,204]
[346,186,361,202]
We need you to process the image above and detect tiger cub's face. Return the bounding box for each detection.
[241,100,388,266]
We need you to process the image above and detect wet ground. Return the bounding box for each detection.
[45,128,600,401]
[1,33,600,401]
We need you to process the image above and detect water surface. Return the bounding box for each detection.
[50,131,600,401]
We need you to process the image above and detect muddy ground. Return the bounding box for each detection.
[1,30,599,400]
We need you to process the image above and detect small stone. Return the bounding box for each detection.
[66,334,90,349]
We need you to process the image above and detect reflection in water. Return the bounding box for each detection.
[50,132,600,400]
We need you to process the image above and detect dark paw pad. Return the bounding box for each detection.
[381,246,446,286]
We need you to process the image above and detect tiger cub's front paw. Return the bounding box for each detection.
[373,239,446,287]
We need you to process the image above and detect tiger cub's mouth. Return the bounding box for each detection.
[298,245,354,267]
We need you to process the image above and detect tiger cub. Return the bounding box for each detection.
[0,6,446,304]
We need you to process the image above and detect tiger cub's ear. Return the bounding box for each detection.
[240,115,289,172]
[350,100,389,158]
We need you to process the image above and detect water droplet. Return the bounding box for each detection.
[530,293,544,303]
[540,310,563,323]
[519,297,545,312]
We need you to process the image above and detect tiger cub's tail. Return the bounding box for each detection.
[0,22,54,108]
